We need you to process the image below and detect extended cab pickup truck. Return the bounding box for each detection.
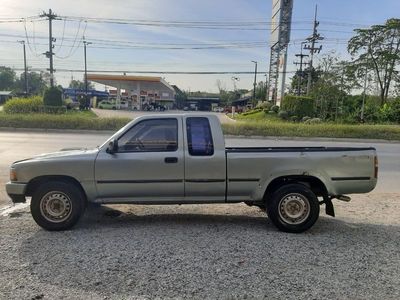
[6,114,378,233]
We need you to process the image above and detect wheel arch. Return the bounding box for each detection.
[263,175,328,203]
[26,175,87,202]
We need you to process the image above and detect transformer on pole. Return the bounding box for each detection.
[268,0,293,105]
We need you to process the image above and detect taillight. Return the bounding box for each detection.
[374,156,378,179]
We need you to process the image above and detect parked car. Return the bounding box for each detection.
[98,100,116,110]
[6,114,378,233]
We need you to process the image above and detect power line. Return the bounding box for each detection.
[8,67,298,75]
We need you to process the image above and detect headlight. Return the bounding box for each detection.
[10,169,17,181]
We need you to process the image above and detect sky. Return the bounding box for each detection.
[0,0,399,93]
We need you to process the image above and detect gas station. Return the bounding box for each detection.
[86,74,176,110]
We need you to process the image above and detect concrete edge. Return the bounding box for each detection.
[0,127,398,144]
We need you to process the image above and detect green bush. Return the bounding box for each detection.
[257,101,273,111]
[278,110,289,120]
[379,98,400,123]
[3,96,43,114]
[389,98,400,123]
[282,95,314,118]
[63,98,74,110]
[43,87,63,106]
[271,105,279,113]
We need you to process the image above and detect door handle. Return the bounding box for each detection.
[164,157,178,163]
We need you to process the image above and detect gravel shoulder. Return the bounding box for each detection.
[1,193,399,300]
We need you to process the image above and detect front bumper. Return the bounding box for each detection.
[6,182,27,203]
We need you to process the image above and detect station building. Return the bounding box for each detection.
[87,74,176,110]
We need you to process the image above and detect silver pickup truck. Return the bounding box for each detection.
[6,114,378,233]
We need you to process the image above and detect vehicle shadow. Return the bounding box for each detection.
[17,204,400,299]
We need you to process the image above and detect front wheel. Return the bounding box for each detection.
[31,181,85,231]
[266,183,320,233]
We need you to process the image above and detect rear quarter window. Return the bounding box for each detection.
[186,117,214,156]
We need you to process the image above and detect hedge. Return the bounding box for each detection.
[281,95,314,118]
[3,96,43,114]
[44,87,63,106]
[0,114,131,131]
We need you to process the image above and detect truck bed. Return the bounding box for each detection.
[225,146,377,202]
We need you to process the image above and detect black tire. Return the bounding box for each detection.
[30,181,85,231]
[112,107,116,110]
[266,183,319,233]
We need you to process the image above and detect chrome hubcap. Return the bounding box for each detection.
[278,193,310,225]
[40,191,72,223]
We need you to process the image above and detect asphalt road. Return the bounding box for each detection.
[0,130,398,208]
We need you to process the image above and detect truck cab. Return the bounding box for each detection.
[96,115,226,203]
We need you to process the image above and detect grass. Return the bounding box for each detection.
[0,109,399,140]
[0,111,130,131]
[224,111,400,140]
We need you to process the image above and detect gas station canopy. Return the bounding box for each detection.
[87,74,176,109]
[87,74,175,98]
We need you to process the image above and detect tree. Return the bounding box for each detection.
[348,18,400,106]
[69,79,94,90]
[255,81,267,101]
[14,71,49,95]
[290,67,321,95]
[310,53,348,120]
[0,66,16,90]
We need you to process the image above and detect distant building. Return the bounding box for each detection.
[231,96,252,111]
[186,96,220,111]
[0,91,13,104]
[63,88,109,102]
[87,74,176,110]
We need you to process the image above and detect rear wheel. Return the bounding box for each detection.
[30,181,85,231]
[266,183,319,233]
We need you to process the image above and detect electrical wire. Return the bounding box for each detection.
[23,19,42,58]
[55,20,86,59]
[54,18,67,54]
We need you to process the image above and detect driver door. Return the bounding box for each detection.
[95,118,184,202]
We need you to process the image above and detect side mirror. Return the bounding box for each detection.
[106,139,118,154]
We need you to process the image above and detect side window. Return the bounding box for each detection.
[118,119,178,152]
[186,117,214,156]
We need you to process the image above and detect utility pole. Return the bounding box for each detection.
[304,5,323,95]
[18,40,28,96]
[252,60,258,105]
[293,42,309,96]
[40,9,59,87]
[83,39,92,98]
